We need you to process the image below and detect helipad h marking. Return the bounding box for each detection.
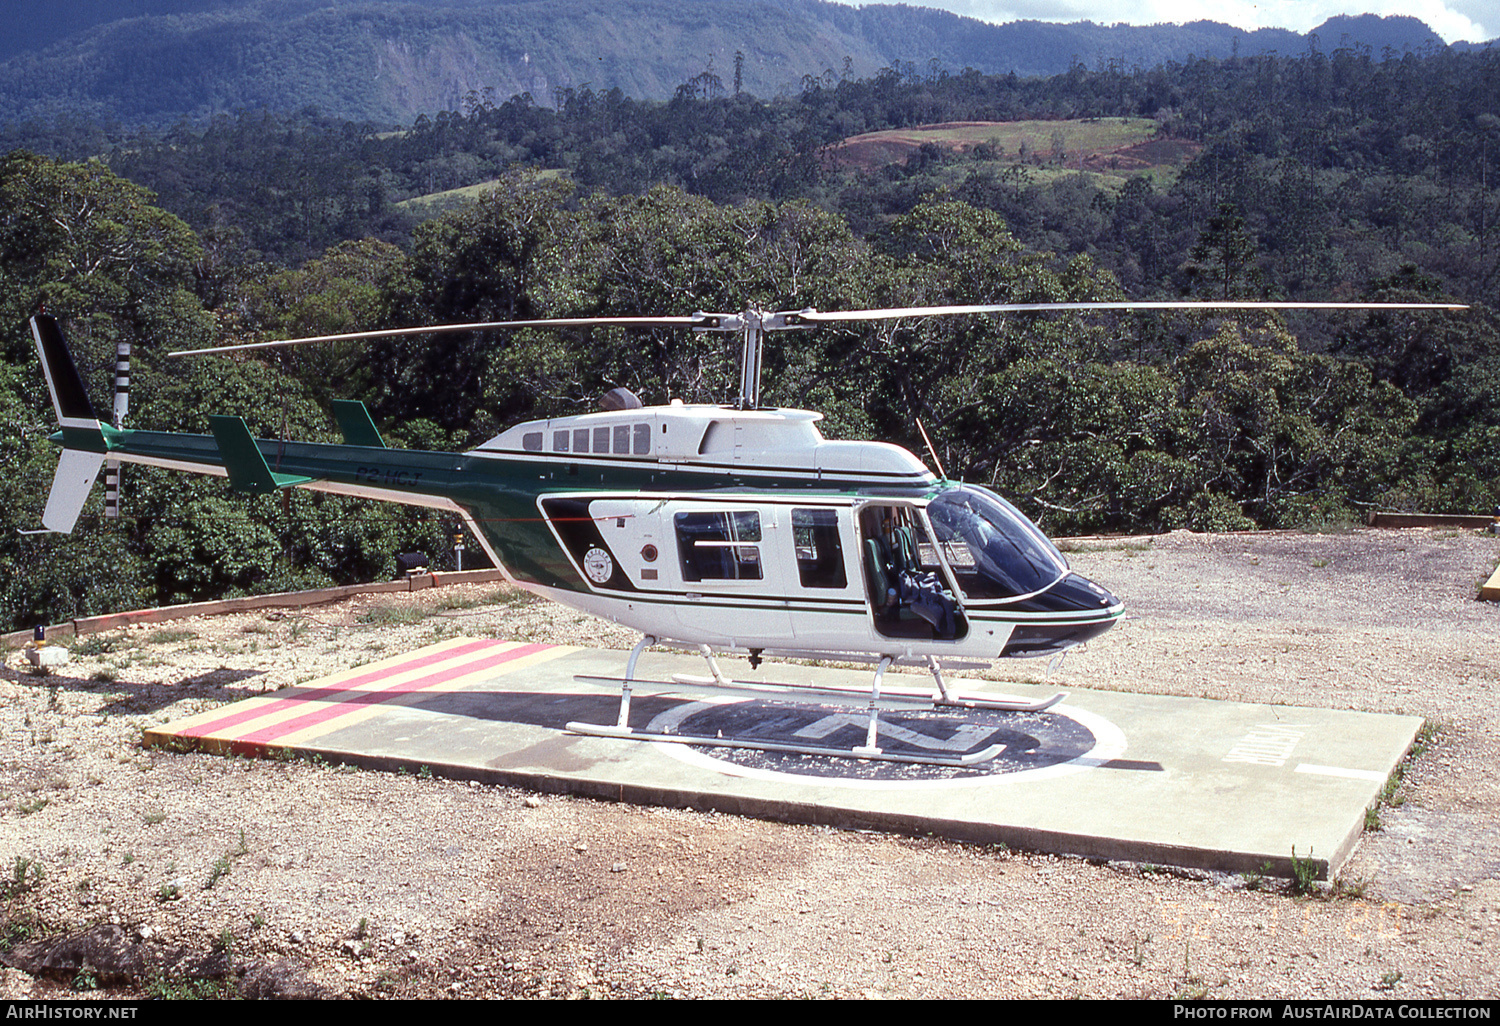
[645,699,1129,790]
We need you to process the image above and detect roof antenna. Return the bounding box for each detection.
[915,418,947,480]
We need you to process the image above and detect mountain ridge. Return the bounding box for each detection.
[0,2,1476,128]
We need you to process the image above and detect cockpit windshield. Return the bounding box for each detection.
[925,485,1068,600]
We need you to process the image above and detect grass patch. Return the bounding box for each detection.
[1367,719,1441,831]
[831,117,1157,164]
[397,169,568,217]
[144,970,236,1000]
[142,627,197,645]
[1289,846,1320,896]
[430,585,529,612]
[1240,861,1274,891]
[357,601,427,627]
[0,912,49,954]
[1,857,43,899]
[72,633,125,657]
[1330,872,1371,899]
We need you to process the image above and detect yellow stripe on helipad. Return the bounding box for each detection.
[145,637,574,752]
[152,636,498,736]
[269,642,575,747]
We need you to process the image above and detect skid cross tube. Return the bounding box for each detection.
[565,641,1066,767]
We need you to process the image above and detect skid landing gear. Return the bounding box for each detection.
[565,638,1065,767]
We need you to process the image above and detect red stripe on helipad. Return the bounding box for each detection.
[179,638,506,739]
[233,642,552,744]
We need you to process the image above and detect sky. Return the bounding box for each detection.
[890,1,1493,44]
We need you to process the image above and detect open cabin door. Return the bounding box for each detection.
[853,499,969,643]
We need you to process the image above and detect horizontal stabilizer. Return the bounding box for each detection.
[330,400,386,448]
[208,416,314,495]
[42,448,105,533]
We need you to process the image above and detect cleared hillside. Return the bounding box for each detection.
[824,118,1199,185]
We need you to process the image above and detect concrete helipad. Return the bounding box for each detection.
[143,637,1424,879]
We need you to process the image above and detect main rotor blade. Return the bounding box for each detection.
[167,316,705,357]
[168,301,1468,357]
[787,301,1468,323]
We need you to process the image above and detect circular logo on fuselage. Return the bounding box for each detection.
[582,546,614,584]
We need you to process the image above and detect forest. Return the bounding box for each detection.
[0,45,1495,632]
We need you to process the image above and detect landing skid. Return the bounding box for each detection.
[662,646,1063,712]
[564,638,1064,767]
[565,721,1005,767]
[658,674,1064,713]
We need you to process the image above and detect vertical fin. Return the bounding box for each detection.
[30,314,105,447]
[208,415,314,494]
[31,314,107,532]
[330,400,387,448]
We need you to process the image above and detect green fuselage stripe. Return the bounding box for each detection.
[84,430,933,596]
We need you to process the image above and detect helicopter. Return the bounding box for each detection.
[29,299,1465,767]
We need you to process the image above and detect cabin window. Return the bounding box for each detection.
[675,511,762,582]
[593,426,610,454]
[792,509,847,589]
[613,424,630,454]
[633,423,651,455]
[553,431,569,452]
[573,428,590,453]
[522,432,543,452]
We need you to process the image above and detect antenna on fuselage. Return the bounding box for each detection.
[916,418,947,480]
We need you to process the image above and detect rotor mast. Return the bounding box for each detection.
[738,309,765,410]
[695,307,811,410]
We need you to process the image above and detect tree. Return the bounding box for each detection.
[0,150,208,365]
[0,154,210,629]
[382,169,576,430]
[235,237,408,408]
[1180,203,1264,299]
[1173,319,1415,527]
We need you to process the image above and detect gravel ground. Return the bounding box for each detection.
[1,526,1498,1000]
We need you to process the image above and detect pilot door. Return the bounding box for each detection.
[856,501,969,642]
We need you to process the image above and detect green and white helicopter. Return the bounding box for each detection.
[30,299,1463,766]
